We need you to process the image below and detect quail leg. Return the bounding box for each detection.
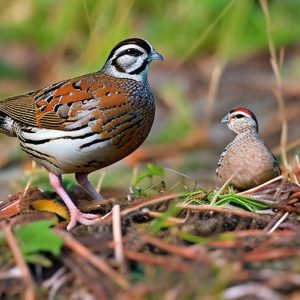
[49,172,100,230]
[75,172,103,200]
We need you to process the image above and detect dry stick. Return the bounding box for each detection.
[140,233,208,261]
[112,204,124,267]
[121,193,179,217]
[291,155,300,185]
[267,212,289,235]
[55,230,128,289]
[48,272,73,300]
[22,177,33,197]
[124,249,191,272]
[259,0,289,171]
[4,225,35,300]
[237,175,284,196]
[42,267,67,288]
[141,208,186,224]
[243,248,300,262]
[178,204,272,220]
[96,171,106,195]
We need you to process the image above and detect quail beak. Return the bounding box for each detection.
[148,49,163,62]
[221,113,229,124]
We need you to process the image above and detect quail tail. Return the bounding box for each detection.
[48,172,100,230]
[0,111,14,136]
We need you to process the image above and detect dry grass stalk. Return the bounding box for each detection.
[140,233,208,261]
[55,229,129,289]
[259,0,289,171]
[267,212,289,235]
[237,175,284,195]
[121,193,179,216]
[141,208,186,225]
[3,224,35,300]
[112,204,124,267]
[205,62,224,128]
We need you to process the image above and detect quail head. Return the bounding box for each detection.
[0,38,163,230]
[216,107,281,190]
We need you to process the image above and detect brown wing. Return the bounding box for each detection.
[0,72,130,132]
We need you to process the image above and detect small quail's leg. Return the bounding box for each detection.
[49,172,100,230]
[75,172,103,200]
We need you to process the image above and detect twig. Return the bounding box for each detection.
[141,208,187,224]
[4,224,35,300]
[267,212,289,235]
[112,204,124,267]
[124,249,191,272]
[42,267,67,288]
[140,233,208,261]
[42,267,72,300]
[65,254,108,300]
[243,248,300,262]
[96,171,106,194]
[237,175,284,195]
[55,229,129,289]
[121,193,179,216]
[23,177,33,197]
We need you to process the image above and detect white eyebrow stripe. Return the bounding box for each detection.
[231,111,252,118]
[113,45,146,57]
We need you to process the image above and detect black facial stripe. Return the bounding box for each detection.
[128,59,148,75]
[107,38,151,61]
[111,58,126,73]
[235,114,245,119]
[123,49,143,57]
[111,50,148,75]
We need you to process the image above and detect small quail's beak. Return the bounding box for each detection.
[148,49,163,61]
[221,113,229,124]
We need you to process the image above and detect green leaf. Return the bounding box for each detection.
[15,219,63,258]
[23,253,53,267]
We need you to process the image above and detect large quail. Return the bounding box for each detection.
[0,38,163,229]
[216,107,281,190]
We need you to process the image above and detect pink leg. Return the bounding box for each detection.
[49,172,100,230]
[75,172,103,200]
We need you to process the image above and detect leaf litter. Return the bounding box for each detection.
[0,163,300,299]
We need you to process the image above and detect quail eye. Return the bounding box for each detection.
[125,48,143,56]
[235,114,244,119]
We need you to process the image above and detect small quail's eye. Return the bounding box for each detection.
[125,48,142,56]
[235,114,244,119]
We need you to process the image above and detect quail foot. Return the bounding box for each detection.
[0,38,163,230]
[216,107,281,190]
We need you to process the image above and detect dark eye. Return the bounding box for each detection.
[125,48,143,56]
[235,114,244,119]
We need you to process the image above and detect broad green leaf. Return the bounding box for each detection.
[15,219,63,257]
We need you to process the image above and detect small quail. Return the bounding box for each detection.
[216,107,281,190]
[0,38,163,229]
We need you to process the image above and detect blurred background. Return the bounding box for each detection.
[0,0,299,198]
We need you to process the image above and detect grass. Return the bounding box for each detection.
[0,1,300,74]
